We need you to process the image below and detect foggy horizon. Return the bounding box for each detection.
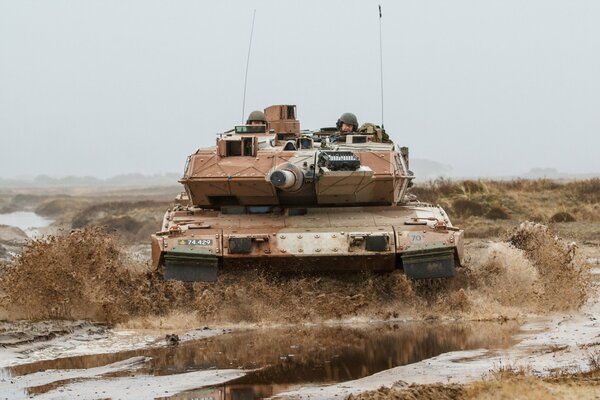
[1,0,599,179]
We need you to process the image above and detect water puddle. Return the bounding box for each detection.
[0,211,52,238]
[2,321,520,399]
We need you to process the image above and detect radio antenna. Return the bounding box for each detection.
[241,9,257,123]
[378,5,385,129]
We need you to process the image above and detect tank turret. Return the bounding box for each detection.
[151,105,463,282]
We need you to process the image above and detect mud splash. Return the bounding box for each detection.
[0,223,592,325]
[189,269,417,324]
[0,228,419,324]
[0,228,193,322]
[426,221,592,319]
[508,221,591,311]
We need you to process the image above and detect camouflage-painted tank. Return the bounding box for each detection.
[151,105,464,281]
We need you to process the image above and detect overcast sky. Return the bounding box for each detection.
[1,0,599,179]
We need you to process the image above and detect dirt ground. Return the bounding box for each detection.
[0,181,599,399]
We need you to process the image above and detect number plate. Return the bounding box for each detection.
[178,239,213,246]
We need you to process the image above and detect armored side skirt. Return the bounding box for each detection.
[223,254,396,273]
[161,251,456,282]
[164,252,219,282]
[400,248,456,279]
[162,254,396,282]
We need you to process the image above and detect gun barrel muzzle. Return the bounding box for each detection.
[270,169,297,189]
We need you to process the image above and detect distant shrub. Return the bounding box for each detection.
[549,212,576,223]
[494,179,562,192]
[11,194,43,205]
[485,207,509,220]
[71,200,168,229]
[570,178,600,203]
[408,186,439,204]
[35,198,80,217]
[464,225,505,238]
[452,199,485,217]
[100,216,143,234]
[409,178,459,204]
[430,177,459,196]
[460,180,486,194]
[0,194,46,213]
[71,210,100,229]
[0,204,18,214]
[81,200,165,214]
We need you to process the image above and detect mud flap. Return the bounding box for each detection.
[164,252,219,282]
[401,248,455,279]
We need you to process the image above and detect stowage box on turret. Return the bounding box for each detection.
[151,105,464,282]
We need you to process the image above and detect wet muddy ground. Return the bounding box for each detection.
[0,321,519,399]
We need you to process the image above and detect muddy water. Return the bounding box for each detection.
[3,321,519,399]
[0,211,52,238]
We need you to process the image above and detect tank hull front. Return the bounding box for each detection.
[151,204,464,282]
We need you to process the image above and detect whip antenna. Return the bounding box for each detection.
[241,9,257,123]
[378,5,385,129]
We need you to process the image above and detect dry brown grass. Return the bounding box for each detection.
[347,384,465,400]
[485,207,510,220]
[348,355,600,400]
[348,378,600,400]
[569,178,600,204]
[409,178,600,239]
[452,199,486,217]
[467,376,599,400]
[495,178,563,192]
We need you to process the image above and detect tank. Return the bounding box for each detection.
[151,105,464,282]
